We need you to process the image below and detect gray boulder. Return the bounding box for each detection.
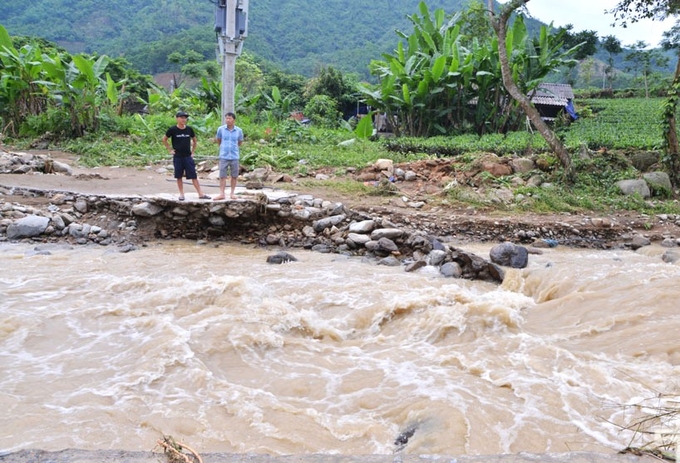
[616,179,651,198]
[132,202,164,217]
[6,215,50,239]
[489,242,529,269]
[266,252,298,264]
[643,172,672,197]
[440,262,463,278]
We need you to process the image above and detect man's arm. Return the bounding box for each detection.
[191,136,197,155]
[162,135,173,154]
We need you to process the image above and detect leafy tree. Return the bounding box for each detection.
[0,27,48,134]
[609,0,680,23]
[660,20,680,183]
[304,94,342,128]
[601,35,623,89]
[261,69,307,112]
[610,0,680,184]
[579,57,597,87]
[561,26,599,60]
[235,52,266,97]
[303,65,357,118]
[559,25,598,86]
[624,40,670,97]
[458,0,494,40]
[359,1,578,138]
[167,50,218,90]
[489,0,572,174]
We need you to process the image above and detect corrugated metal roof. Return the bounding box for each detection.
[531,83,574,106]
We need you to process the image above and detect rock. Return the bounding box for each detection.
[440,262,463,278]
[377,256,401,266]
[489,242,529,269]
[346,233,370,246]
[427,249,447,266]
[404,171,417,181]
[312,214,346,232]
[370,228,403,240]
[616,179,651,199]
[6,215,50,239]
[511,157,535,174]
[349,219,375,234]
[132,202,164,217]
[52,161,73,175]
[631,152,659,172]
[662,249,680,264]
[661,238,677,248]
[311,244,333,253]
[266,252,298,264]
[643,172,672,197]
[630,235,651,250]
[404,260,427,273]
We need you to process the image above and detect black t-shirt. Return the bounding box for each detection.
[165,125,195,157]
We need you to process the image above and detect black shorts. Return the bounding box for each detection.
[173,156,197,179]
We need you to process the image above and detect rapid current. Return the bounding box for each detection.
[1,240,679,456]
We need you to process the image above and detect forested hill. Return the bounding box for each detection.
[0,0,528,78]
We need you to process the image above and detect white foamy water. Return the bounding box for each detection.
[1,241,679,455]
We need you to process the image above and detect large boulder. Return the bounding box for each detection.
[489,242,529,269]
[6,215,50,239]
[616,179,650,199]
[643,172,672,197]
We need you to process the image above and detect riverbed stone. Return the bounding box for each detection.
[6,215,49,239]
[349,219,375,234]
[489,242,529,269]
[266,251,298,264]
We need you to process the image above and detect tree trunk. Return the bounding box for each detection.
[665,53,680,185]
[489,0,572,176]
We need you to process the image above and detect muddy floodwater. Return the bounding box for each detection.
[1,241,679,458]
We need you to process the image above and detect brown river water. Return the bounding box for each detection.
[1,240,679,456]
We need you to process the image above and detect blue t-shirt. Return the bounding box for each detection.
[216,125,244,160]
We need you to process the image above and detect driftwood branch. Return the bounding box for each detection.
[155,435,204,463]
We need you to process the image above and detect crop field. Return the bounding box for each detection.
[384,97,671,158]
[568,98,666,151]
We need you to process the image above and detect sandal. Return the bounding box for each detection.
[178,196,185,201]
[199,194,211,199]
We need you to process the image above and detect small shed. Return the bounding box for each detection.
[530,83,577,122]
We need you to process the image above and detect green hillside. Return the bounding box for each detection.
[0,0,515,77]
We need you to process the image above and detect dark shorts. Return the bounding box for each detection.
[219,159,240,178]
[173,155,197,179]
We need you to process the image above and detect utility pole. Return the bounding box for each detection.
[215,0,249,118]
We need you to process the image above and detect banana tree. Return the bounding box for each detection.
[37,52,111,137]
[0,26,48,134]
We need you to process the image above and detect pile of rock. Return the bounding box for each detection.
[0,151,72,175]
[0,184,514,282]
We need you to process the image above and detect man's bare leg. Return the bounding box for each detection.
[191,178,206,197]
[230,176,237,199]
[176,178,185,199]
[213,177,226,200]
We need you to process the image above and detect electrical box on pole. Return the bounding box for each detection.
[214,0,249,117]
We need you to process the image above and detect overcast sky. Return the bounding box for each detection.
[498,0,677,47]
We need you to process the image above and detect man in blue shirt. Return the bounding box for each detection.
[214,112,244,200]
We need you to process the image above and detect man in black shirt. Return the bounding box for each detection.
[162,111,211,200]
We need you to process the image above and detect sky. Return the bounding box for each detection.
[498,0,677,47]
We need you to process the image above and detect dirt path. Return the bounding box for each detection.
[1,148,678,247]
